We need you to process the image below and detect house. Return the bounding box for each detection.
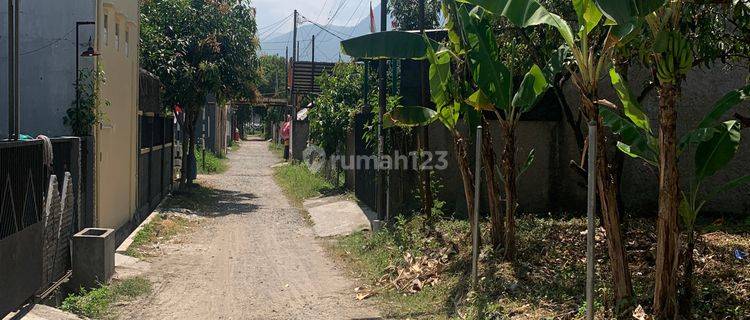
[0,0,146,240]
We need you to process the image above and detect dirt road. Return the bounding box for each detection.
[119,139,379,320]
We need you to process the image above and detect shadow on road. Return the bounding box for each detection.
[164,184,260,217]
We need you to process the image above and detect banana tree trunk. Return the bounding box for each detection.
[679,227,696,318]
[500,122,517,260]
[481,119,504,249]
[583,95,635,315]
[417,131,433,219]
[454,134,477,234]
[654,83,681,319]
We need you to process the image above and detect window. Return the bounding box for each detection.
[103,14,108,45]
[115,23,120,51]
[125,30,129,57]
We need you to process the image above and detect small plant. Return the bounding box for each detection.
[63,64,110,136]
[61,277,152,319]
[61,286,112,319]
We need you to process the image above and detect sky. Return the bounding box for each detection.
[253,0,375,39]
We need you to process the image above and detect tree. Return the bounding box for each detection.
[140,0,259,185]
[596,1,750,317]
[444,0,560,258]
[602,73,750,318]
[309,63,365,159]
[389,0,441,30]
[461,0,653,313]
[258,55,287,98]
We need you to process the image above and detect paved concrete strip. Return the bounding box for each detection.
[303,196,372,237]
[3,305,81,320]
[113,253,151,281]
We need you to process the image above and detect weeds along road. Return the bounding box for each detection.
[119,138,379,320]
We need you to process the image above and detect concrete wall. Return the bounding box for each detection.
[579,65,750,215]
[424,119,577,215]
[0,0,96,138]
[389,65,749,216]
[94,0,139,229]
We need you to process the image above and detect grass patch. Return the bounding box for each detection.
[163,183,219,212]
[195,147,228,174]
[229,141,240,152]
[327,214,750,319]
[61,277,152,319]
[272,162,334,205]
[268,141,284,158]
[124,213,195,258]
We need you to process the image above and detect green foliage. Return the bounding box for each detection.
[61,286,112,319]
[195,148,228,174]
[309,63,366,156]
[272,163,334,205]
[61,277,152,319]
[141,0,259,183]
[389,0,441,30]
[141,0,260,110]
[258,55,287,98]
[341,31,428,60]
[601,71,750,231]
[63,65,110,136]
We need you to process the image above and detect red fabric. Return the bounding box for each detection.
[369,1,376,33]
[280,121,291,140]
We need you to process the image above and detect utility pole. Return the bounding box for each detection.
[7,0,19,140]
[291,10,298,117]
[285,46,289,100]
[311,35,315,93]
[376,0,388,222]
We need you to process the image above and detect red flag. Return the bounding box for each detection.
[369,1,376,33]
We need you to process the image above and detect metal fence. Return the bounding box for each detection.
[0,141,46,317]
[0,138,83,317]
[137,114,174,220]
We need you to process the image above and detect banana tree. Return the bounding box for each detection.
[451,2,557,260]
[596,1,743,317]
[460,0,664,311]
[342,29,485,235]
[601,68,750,317]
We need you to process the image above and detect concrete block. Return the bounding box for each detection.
[70,228,115,290]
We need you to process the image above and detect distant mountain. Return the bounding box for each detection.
[260,4,392,62]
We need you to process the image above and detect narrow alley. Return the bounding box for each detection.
[119,139,379,320]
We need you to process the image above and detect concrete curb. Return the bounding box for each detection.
[115,199,168,254]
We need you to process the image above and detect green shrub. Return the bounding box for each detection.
[273,163,333,205]
[195,148,227,174]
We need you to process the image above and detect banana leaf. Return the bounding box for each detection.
[384,106,438,129]
[609,68,652,133]
[340,31,427,60]
[512,64,548,113]
[680,85,750,150]
[459,0,575,48]
[573,0,603,36]
[695,120,741,182]
[594,0,666,25]
[459,5,512,111]
[600,106,658,165]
